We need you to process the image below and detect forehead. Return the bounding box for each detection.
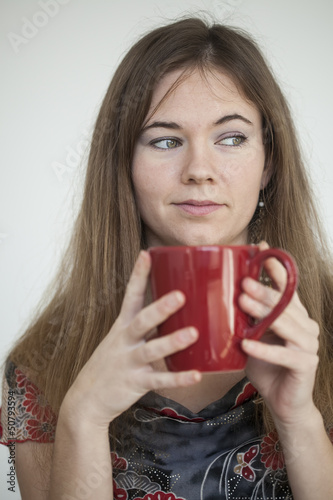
[147,68,260,122]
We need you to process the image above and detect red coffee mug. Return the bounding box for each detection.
[149,245,298,372]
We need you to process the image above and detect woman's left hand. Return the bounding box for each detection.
[239,241,320,428]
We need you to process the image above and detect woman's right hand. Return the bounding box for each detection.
[60,250,201,428]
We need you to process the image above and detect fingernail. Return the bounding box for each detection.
[187,371,201,384]
[242,339,255,350]
[167,291,184,307]
[179,327,197,343]
[138,250,145,262]
[138,250,150,268]
[246,278,259,291]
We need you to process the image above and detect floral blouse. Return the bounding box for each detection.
[0,359,296,499]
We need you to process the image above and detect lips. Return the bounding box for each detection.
[173,199,224,216]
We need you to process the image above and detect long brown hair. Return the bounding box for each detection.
[7,17,333,438]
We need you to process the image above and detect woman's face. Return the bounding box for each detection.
[132,69,268,247]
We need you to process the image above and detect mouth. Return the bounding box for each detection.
[173,199,225,216]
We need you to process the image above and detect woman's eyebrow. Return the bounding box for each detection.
[142,114,253,133]
[142,121,181,132]
[214,114,253,126]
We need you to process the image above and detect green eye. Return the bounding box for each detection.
[151,138,180,149]
[220,135,246,146]
[165,139,178,148]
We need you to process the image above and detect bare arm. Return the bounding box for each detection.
[16,442,53,500]
[241,242,333,499]
[16,251,200,499]
[48,408,113,499]
[275,408,333,500]
[15,419,113,500]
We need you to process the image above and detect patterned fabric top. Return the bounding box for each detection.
[0,360,57,444]
[112,384,293,500]
[0,359,295,499]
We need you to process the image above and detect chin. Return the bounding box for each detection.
[174,236,248,247]
[146,227,248,248]
[168,235,227,247]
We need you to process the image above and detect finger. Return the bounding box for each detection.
[263,254,289,294]
[241,277,281,316]
[258,240,269,250]
[273,313,320,353]
[120,250,151,322]
[242,338,319,372]
[258,241,291,293]
[136,327,199,365]
[242,277,305,315]
[129,290,185,341]
[239,291,319,353]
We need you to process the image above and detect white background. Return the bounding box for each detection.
[1,0,332,497]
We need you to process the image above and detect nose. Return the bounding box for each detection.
[180,145,217,184]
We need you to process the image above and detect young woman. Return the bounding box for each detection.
[1,17,333,500]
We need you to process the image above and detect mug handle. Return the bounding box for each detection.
[244,248,298,340]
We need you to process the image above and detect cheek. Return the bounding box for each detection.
[132,156,149,198]
[134,170,164,203]
[226,164,263,192]
[132,165,162,220]
[226,160,264,215]
[215,147,264,184]
[232,148,265,188]
[132,153,175,202]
